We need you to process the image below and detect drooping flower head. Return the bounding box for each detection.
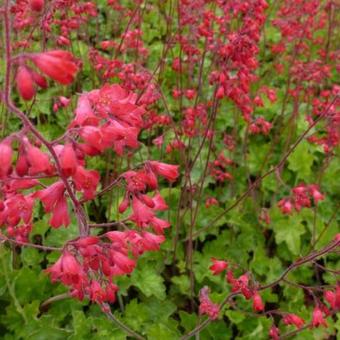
[0,139,13,178]
[209,258,228,275]
[30,50,79,85]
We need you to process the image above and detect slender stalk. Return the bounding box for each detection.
[102,304,146,340]
[40,293,70,310]
[0,236,62,252]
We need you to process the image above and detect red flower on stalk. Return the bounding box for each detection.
[0,140,13,178]
[24,140,53,175]
[30,50,79,85]
[36,181,65,212]
[15,66,35,100]
[49,195,70,228]
[252,292,265,312]
[70,94,99,127]
[72,166,100,200]
[269,325,280,340]
[59,144,78,177]
[283,314,305,329]
[5,194,34,226]
[324,285,340,310]
[311,307,327,328]
[45,251,86,287]
[129,196,154,227]
[199,286,219,320]
[30,0,44,12]
[109,250,136,274]
[209,258,228,275]
[36,181,70,228]
[148,161,179,182]
[141,231,165,251]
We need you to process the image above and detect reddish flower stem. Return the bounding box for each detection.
[0,235,62,252]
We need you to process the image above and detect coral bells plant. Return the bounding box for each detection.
[0,0,339,338]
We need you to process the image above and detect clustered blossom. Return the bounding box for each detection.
[208,258,264,312]
[209,258,228,275]
[205,197,219,208]
[249,116,272,135]
[2,60,179,303]
[208,0,269,123]
[209,152,233,183]
[307,87,340,153]
[11,0,97,45]
[324,285,340,311]
[2,0,339,336]
[278,183,325,214]
[282,313,305,328]
[311,307,327,328]
[72,84,145,156]
[15,50,79,101]
[207,259,339,337]
[199,287,220,320]
[46,231,165,303]
[118,161,179,233]
[272,0,340,155]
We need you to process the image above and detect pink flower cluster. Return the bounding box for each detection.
[1,57,179,303]
[209,258,265,313]
[199,286,220,320]
[207,259,340,338]
[278,184,324,214]
[209,152,234,183]
[46,231,165,303]
[15,50,79,101]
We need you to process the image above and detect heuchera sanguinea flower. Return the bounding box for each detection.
[49,195,70,228]
[30,0,44,12]
[45,251,86,286]
[283,314,305,328]
[311,307,327,328]
[199,286,219,320]
[16,66,35,101]
[87,84,143,125]
[24,140,53,175]
[72,166,100,200]
[35,181,70,228]
[59,144,78,177]
[324,290,336,309]
[209,258,228,275]
[252,292,265,312]
[5,194,34,227]
[109,250,136,274]
[148,161,179,182]
[141,231,165,251]
[70,94,99,127]
[0,140,13,178]
[150,216,170,234]
[30,50,79,85]
[30,69,48,89]
[152,192,168,210]
[278,198,293,214]
[15,145,29,176]
[129,196,154,227]
[227,272,253,299]
[324,285,340,310]
[36,181,65,212]
[269,325,280,340]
